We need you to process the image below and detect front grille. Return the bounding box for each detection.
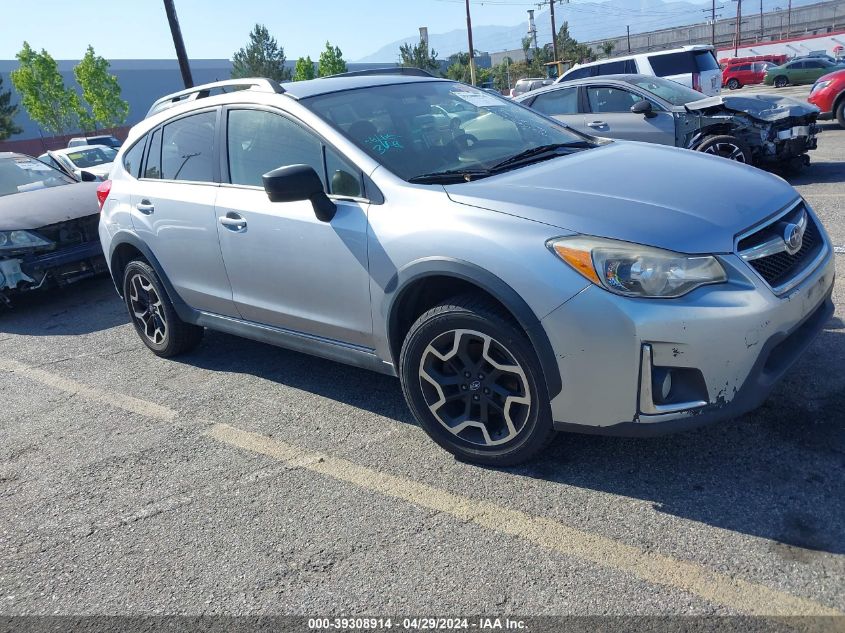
[737,204,824,292]
[35,214,100,248]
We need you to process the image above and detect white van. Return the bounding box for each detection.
[557,45,722,96]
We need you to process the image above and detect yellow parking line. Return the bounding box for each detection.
[0,358,177,422]
[206,422,842,618]
[2,357,841,617]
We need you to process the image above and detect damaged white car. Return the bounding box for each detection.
[0,152,106,306]
[517,74,819,168]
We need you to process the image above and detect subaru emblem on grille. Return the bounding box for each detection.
[783,221,805,255]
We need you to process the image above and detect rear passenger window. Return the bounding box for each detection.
[531,87,579,116]
[122,139,146,178]
[144,129,162,179]
[161,111,216,182]
[227,109,324,188]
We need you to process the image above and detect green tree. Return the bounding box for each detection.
[231,24,290,81]
[293,56,315,81]
[445,52,472,83]
[317,42,347,77]
[600,41,616,58]
[10,42,79,135]
[0,76,22,140]
[73,45,129,131]
[399,41,439,73]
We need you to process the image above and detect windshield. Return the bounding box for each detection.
[628,76,707,106]
[304,80,590,182]
[0,155,75,197]
[63,146,117,169]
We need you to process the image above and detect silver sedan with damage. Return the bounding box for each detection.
[516,74,819,168]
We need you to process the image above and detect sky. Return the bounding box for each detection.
[0,0,541,62]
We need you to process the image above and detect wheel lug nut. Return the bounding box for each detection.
[472,395,480,401]
[483,388,490,394]
[461,385,467,390]
[478,373,484,379]
[464,371,471,378]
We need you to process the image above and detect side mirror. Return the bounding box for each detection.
[262,164,336,222]
[79,170,99,182]
[631,100,655,118]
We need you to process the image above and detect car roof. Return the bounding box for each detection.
[0,152,33,160]
[568,44,714,70]
[278,74,446,100]
[518,74,658,99]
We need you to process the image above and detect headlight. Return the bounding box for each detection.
[0,230,53,251]
[549,235,727,298]
[810,80,831,94]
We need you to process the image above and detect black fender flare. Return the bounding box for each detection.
[107,231,197,323]
[384,257,563,400]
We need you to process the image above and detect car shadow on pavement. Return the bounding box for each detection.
[0,277,128,336]
[181,329,417,425]
[183,315,845,556]
[516,322,845,557]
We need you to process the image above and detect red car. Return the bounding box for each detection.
[808,69,845,128]
[722,60,777,89]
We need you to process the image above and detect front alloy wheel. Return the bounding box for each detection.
[697,134,751,163]
[419,328,531,447]
[399,294,555,466]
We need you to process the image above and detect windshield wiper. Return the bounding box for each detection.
[408,168,493,184]
[489,141,592,172]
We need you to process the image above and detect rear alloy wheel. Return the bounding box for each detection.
[122,260,203,357]
[697,134,752,163]
[836,98,845,129]
[774,76,789,88]
[400,295,554,466]
[727,78,741,90]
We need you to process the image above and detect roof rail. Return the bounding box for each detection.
[145,78,285,118]
[323,67,437,79]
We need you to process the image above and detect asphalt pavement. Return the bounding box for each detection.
[1,100,843,625]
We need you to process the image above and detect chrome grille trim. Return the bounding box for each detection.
[735,200,829,296]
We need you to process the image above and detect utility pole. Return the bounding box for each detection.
[760,0,764,39]
[163,0,193,88]
[550,0,559,62]
[733,0,742,57]
[787,0,792,37]
[626,25,631,52]
[465,0,476,86]
[703,1,717,48]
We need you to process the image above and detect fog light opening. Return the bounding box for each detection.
[653,368,673,404]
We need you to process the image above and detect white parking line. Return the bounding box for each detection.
[2,357,842,617]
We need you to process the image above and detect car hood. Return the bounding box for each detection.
[444,141,798,254]
[79,162,113,178]
[0,181,100,231]
[682,93,820,121]
[816,69,845,83]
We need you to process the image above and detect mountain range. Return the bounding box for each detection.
[355,0,824,62]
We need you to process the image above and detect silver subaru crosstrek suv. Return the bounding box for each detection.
[98,75,835,465]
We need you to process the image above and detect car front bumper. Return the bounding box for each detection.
[539,248,835,436]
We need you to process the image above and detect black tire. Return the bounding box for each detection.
[399,294,555,466]
[836,98,845,129]
[774,76,789,88]
[122,259,203,357]
[696,134,752,164]
[727,78,741,90]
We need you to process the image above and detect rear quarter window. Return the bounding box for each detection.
[648,50,718,76]
[122,138,146,178]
